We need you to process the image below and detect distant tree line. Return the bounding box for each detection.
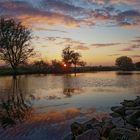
[0,18,140,75]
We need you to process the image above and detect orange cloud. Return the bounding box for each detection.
[1,0,140,28]
[17,14,81,27]
[0,1,81,27]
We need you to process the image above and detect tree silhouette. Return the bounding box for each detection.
[71,52,81,72]
[135,62,140,69]
[115,56,134,71]
[62,46,74,68]
[33,60,49,72]
[0,18,34,74]
[62,46,85,73]
[51,59,63,73]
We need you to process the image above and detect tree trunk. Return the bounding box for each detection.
[12,66,17,77]
[74,63,77,76]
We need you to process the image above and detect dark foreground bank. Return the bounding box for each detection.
[64,96,140,140]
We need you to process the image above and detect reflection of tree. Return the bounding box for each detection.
[62,75,80,98]
[0,77,32,128]
[116,71,133,75]
[115,73,133,88]
[63,88,75,97]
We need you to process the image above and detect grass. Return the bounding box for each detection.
[0,67,34,76]
[0,66,139,76]
[0,67,13,75]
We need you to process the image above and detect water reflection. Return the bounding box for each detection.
[63,88,75,97]
[115,73,133,88]
[0,72,140,139]
[116,71,134,75]
[62,75,81,98]
[0,77,32,128]
[116,71,140,75]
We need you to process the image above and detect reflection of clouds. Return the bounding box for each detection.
[84,86,126,93]
[36,103,70,109]
[23,87,82,100]
[63,75,80,89]
[0,107,109,140]
[31,74,84,100]
[29,107,109,124]
[82,108,110,121]
[115,74,133,88]
[31,108,81,124]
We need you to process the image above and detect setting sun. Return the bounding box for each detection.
[63,64,67,67]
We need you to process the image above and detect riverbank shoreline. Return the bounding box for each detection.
[64,96,140,140]
[0,67,140,76]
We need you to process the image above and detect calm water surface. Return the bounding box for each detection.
[0,72,140,140]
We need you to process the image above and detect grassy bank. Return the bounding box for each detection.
[0,66,140,76]
[0,67,36,76]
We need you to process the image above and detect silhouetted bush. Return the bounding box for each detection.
[115,56,134,71]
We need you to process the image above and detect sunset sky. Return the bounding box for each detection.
[0,0,140,65]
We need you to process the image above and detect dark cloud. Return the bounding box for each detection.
[91,43,121,48]
[41,0,84,15]
[35,36,90,50]
[73,45,89,50]
[0,1,82,27]
[108,54,121,56]
[0,0,140,28]
[120,45,140,51]
[131,36,140,43]
[116,10,140,27]
[131,55,140,58]
[45,37,58,42]
[86,0,139,5]
[34,27,67,33]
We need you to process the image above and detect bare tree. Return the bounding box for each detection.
[0,18,34,74]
